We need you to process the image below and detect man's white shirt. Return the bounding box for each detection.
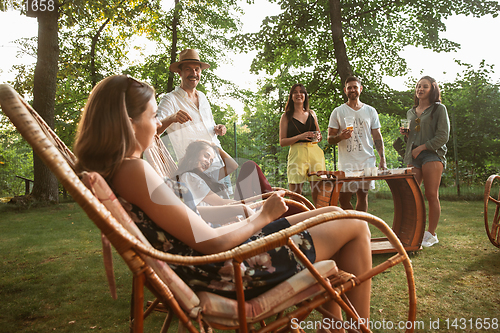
[328,103,381,172]
[157,86,221,160]
[157,86,231,194]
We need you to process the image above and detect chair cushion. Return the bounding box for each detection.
[81,172,201,315]
[197,260,338,326]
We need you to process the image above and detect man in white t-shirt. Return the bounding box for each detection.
[327,76,386,211]
[156,49,232,196]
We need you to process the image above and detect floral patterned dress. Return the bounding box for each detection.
[118,197,316,300]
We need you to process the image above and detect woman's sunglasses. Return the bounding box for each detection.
[127,75,144,88]
[414,118,421,132]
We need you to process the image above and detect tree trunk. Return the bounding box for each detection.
[90,18,111,87]
[166,0,180,93]
[328,0,352,88]
[31,7,60,203]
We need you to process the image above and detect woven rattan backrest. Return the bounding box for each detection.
[143,134,178,179]
[0,84,195,311]
[1,89,77,169]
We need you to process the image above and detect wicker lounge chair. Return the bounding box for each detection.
[484,174,500,248]
[0,84,417,333]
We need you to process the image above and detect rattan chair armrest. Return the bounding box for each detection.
[271,187,315,210]
[129,210,403,266]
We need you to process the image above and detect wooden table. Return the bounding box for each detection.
[312,169,426,254]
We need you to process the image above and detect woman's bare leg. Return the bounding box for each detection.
[338,192,354,210]
[421,161,443,235]
[287,207,372,321]
[355,189,369,212]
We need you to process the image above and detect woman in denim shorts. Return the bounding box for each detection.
[401,76,450,248]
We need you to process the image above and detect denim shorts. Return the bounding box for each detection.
[410,149,442,168]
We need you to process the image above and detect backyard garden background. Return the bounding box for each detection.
[1,0,500,331]
[1,0,500,201]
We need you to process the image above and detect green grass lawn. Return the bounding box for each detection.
[1,198,499,332]
[366,197,500,332]
[0,203,153,332]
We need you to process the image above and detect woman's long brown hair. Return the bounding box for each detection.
[284,83,309,121]
[74,75,155,180]
[413,76,441,107]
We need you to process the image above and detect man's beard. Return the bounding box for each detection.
[348,92,358,100]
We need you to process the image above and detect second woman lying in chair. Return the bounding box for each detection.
[172,140,310,223]
[173,139,273,207]
[74,75,372,322]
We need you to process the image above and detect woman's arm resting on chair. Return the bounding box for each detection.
[217,147,238,179]
[197,204,254,224]
[113,159,287,254]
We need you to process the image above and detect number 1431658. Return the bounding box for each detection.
[445,318,498,330]
[27,0,56,12]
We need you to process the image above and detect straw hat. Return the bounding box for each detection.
[169,49,211,72]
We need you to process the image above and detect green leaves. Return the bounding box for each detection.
[240,0,499,88]
[0,127,34,197]
[3,0,499,195]
[442,61,500,182]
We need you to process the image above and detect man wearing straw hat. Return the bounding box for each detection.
[156,49,232,196]
[157,49,227,158]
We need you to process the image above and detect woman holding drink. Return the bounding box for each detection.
[279,84,325,206]
[401,76,450,247]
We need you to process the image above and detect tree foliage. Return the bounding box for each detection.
[235,0,499,116]
[442,61,500,184]
[2,0,249,198]
[55,0,163,147]
[127,0,244,96]
[234,0,499,180]
[0,124,34,197]
[238,0,499,84]
[2,1,163,200]
[2,0,500,199]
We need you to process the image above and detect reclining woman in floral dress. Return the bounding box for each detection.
[74,75,372,323]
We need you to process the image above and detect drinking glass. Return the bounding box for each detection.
[345,117,355,131]
[400,119,410,134]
